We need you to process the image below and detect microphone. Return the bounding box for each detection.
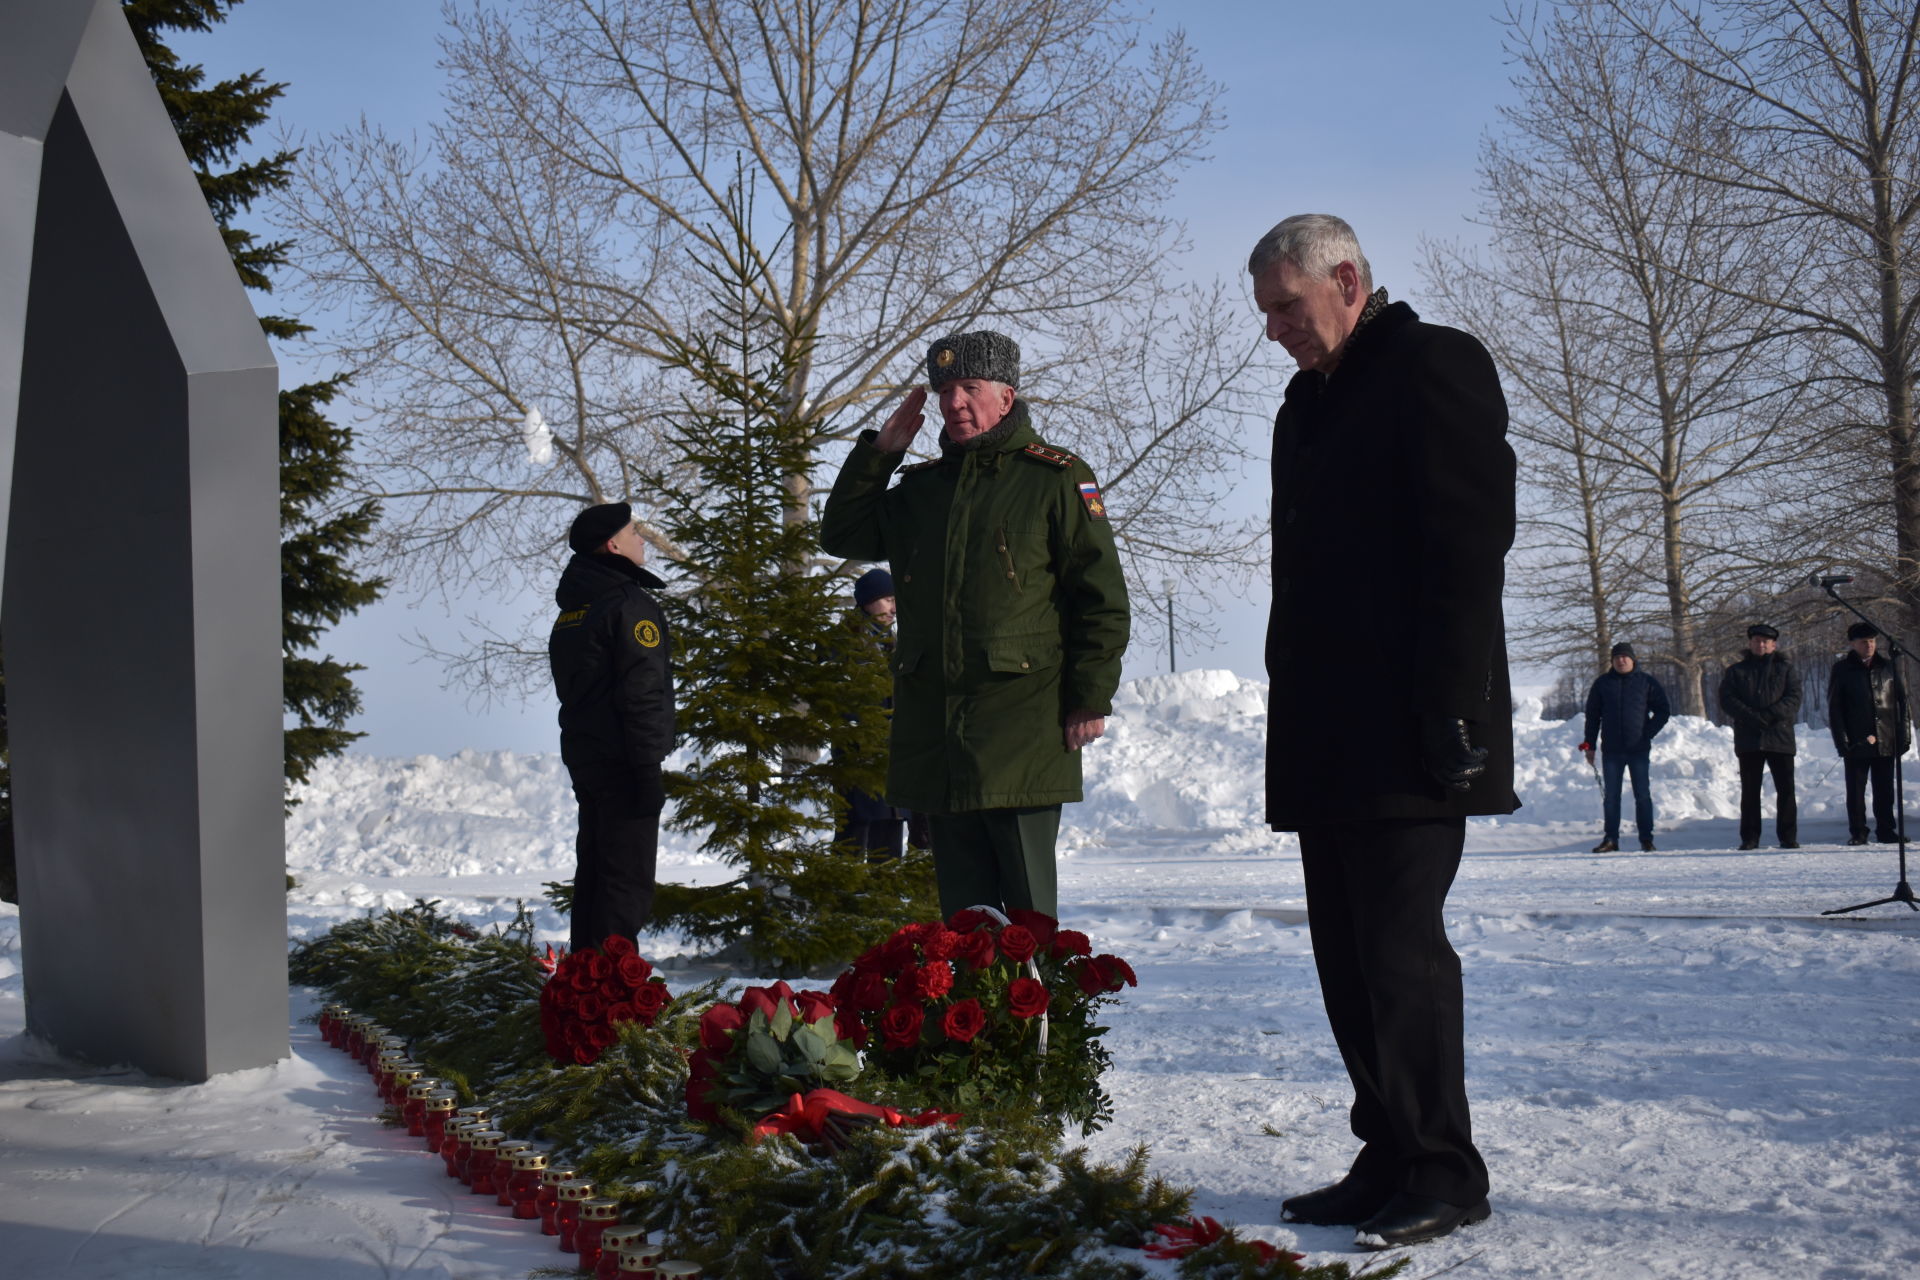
[1810,572,1854,588]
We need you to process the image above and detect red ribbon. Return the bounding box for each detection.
[749,1088,959,1145]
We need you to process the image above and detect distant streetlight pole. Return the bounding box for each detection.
[1163,578,1176,674]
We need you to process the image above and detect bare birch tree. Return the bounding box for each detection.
[1593,0,1920,632]
[1427,1,1829,712]
[278,0,1269,689]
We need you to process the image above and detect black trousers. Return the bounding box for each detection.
[1736,750,1797,844]
[568,764,665,952]
[1843,755,1899,840]
[1298,817,1489,1207]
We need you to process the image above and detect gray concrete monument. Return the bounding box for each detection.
[1,0,284,1080]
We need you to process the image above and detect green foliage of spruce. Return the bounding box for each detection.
[120,0,385,808]
[643,230,936,972]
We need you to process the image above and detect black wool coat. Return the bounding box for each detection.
[1265,301,1521,829]
[1827,651,1910,758]
[1718,651,1801,755]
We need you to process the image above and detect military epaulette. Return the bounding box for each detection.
[898,457,942,474]
[1020,442,1077,469]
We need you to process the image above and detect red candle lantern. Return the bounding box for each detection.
[318,1004,344,1046]
[595,1226,647,1280]
[556,1179,595,1251]
[539,1166,580,1235]
[370,1035,407,1074]
[467,1130,508,1197]
[401,1078,437,1134]
[447,1120,488,1182]
[575,1199,620,1272]
[422,1090,457,1150]
[508,1151,549,1219]
[383,1060,421,1106]
[345,1018,373,1059]
[615,1242,665,1280]
[493,1142,535,1206]
[653,1262,702,1279]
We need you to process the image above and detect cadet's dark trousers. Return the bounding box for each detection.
[1843,755,1899,841]
[927,806,1059,918]
[1298,817,1489,1208]
[1736,750,1797,845]
[568,763,665,952]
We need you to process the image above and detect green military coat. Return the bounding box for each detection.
[820,403,1130,814]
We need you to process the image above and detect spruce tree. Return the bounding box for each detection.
[121,0,386,797]
[645,247,938,973]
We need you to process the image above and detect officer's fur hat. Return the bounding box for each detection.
[926,330,1020,391]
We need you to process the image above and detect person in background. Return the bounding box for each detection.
[548,502,675,952]
[1579,642,1670,853]
[1827,621,1909,845]
[1719,623,1800,851]
[835,566,929,860]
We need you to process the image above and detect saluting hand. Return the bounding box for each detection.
[1065,709,1106,751]
[874,387,928,453]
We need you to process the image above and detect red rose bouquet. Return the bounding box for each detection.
[537,936,675,1066]
[831,908,1136,1134]
[685,979,862,1129]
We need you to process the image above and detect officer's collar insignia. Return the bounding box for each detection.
[1077,480,1107,519]
[1020,442,1075,468]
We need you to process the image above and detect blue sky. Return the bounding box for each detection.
[192,0,1519,754]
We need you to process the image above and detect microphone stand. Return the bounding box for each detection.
[1819,582,1919,915]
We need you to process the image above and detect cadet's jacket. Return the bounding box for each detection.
[1828,650,1909,758]
[1719,651,1801,755]
[1582,668,1671,754]
[819,402,1130,813]
[549,553,675,785]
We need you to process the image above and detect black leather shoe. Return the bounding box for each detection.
[1640,838,1656,852]
[1738,840,1760,851]
[1847,836,1870,846]
[1591,839,1618,853]
[1355,1192,1492,1250]
[1281,1176,1394,1227]
[1780,841,1800,849]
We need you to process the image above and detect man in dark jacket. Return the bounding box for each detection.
[1579,643,1670,853]
[1254,214,1515,1251]
[834,566,928,860]
[1827,621,1908,845]
[548,502,675,952]
[1719,623,1800,850]
[820,331,1130,919]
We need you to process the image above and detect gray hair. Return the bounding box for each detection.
[1247,214,1374,291]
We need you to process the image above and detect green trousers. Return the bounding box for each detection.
[926,805,1061,919]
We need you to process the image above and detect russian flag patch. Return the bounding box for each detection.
[1077,481,1107,519]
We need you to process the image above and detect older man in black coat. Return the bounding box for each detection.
[1253,214,1518,1251]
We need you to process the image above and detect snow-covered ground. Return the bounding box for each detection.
[3,668,1917,1277]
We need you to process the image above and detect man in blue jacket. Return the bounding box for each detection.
[1580,643,1670,852]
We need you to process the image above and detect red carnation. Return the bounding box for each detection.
[916,960,955,1000]
[878,1002,925,1050]
[997,925,1038,964]
[1050,929,1092,959]
[601,935,637,959]
[699,1002,746,1053]
[1007,976,1050,1019]
[940,998,987,1043]
[1095,953,1138,988]
[615,953,654,988]
[956,930,997,970]
[920,927,962,962]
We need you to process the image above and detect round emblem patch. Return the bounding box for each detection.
[935,348,956,367]
[634,619,661,648]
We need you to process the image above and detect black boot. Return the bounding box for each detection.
[1355,1192,1492,1249]
[1281,1174,1394,1227]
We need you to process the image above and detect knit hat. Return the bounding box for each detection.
[1848,621,1879,641]
[926,330,1020,391]
[1747,623,1780,640]
[568,502,632,553]
[853,567,895,608]
[1610,642,1635,659]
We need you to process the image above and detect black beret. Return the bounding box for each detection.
[1848,621,1879,641]
[568,502,632,553]
[926,330,1020,391]
[1610,642,1635,659]
[1747,623,1780,640]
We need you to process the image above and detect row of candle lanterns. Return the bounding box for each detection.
[319,1003,702,1279]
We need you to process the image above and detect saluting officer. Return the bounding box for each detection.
[548,502,675,952]
[820,331,1130,918]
